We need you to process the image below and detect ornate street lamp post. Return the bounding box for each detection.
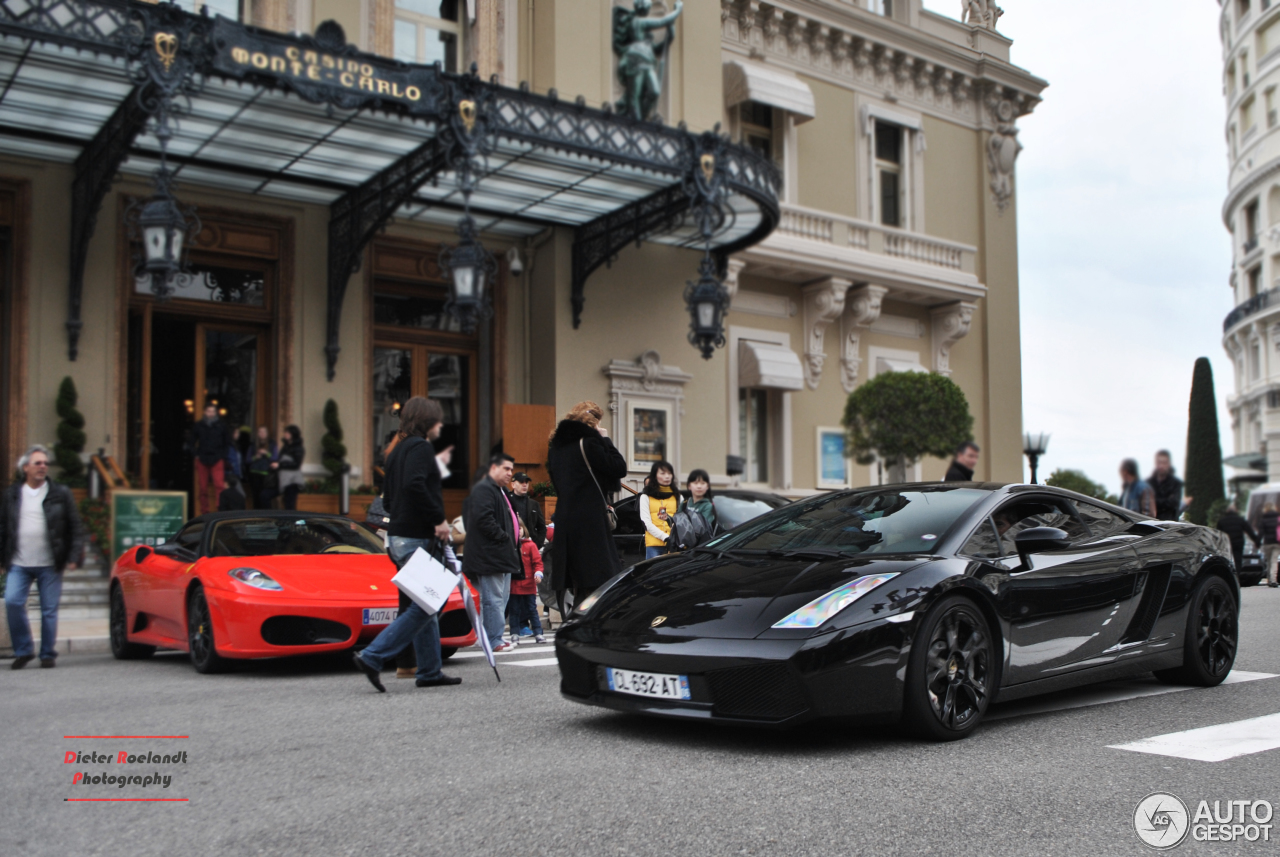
[440,213,496,335]
[685,253,728,359]
[1023,431,1050,485]
[683,135,732,359]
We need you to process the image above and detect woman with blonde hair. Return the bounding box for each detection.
[546,401,628,601]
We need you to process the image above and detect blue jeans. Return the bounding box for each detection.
[357,538,445,681]
[475,573,510,645]
[646,545,668,560]
[5,566,61,661]
[508,593,543,637]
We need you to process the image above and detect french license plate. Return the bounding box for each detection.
[606,667,691,700]
[362,608,398,626]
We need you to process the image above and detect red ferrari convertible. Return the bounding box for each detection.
[109,511,477,673]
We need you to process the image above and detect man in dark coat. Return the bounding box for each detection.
[1215,504,1258,573]
[944,441,980,482]
[509,472,546,546]
[1147,450,1184,521]
[546,408,628,600]
[2,444,84,669]
[462,453,521,652]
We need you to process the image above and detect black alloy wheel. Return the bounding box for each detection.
[1154,575,1237,687]
[187,585,228,674]
[903,595,994,741]
[109,585,155,660]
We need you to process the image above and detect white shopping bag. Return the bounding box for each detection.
[391,547,461,615]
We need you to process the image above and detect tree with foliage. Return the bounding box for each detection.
[321,398,347,483]
[1045,469,1117,504]
[54,376,86,485]
[843,371,974,483]
[1184,357,1225,525]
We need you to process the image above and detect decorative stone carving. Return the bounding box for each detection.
[603,351,693,474]
[840,284,889,392]
[802,276,852,389]
[723,257,747,302]
[962,0,1003,30]
[931,301,976,376]
[986,96,1021,213]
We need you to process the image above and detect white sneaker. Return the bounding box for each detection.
[535,635,546,644]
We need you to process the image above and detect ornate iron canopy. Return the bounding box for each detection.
[0,0,780,373]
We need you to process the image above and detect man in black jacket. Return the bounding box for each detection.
[944,441,980,482]
[1147,450,1184,521]
[1215,504,1258,574]
[509,472,546,546]
[351,398,461,692]
[463,453,521,652]
[2,445,84,669]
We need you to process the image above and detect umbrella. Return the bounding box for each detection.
[443,542,499,682]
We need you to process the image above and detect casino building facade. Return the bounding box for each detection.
[0,0,1044,513]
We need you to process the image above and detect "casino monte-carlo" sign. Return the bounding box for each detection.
[210,18,440,116]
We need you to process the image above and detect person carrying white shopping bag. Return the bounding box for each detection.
[351,397,463,693]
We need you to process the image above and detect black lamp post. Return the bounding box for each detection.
[1023,431,1050,484]
[685,253,729,359]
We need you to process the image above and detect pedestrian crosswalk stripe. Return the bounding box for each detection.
[451,646,554,659]
[987,670,1277,721]
[1108,712,1280,762]
[510,657,559,667]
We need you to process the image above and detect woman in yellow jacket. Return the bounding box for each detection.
[639,460,681,559]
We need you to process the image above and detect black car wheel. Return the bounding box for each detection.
[187,585,228,674]
[1154,575,1237,687]
[109,585,155,660]
[440,646,457,660]
[903,596,994,741]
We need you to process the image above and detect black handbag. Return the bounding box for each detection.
[580,439,618,531]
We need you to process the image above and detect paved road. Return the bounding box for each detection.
[3,587,1280,856]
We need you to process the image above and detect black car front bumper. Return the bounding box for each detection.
[556,616,914,727]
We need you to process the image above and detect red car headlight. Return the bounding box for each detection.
[228,567,283,591]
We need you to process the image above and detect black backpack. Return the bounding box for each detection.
[669,507,713,552]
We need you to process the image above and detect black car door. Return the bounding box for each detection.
[988,496,1143,684]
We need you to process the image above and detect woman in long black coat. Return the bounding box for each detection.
[547,401,629,599]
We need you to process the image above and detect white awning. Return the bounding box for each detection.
[723,61,816,123]
[740,340,804,390]
[876,356,925,375]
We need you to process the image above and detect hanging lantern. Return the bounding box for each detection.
[685,253,729,360]
[440,214,497,334]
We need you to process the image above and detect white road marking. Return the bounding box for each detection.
[987,671,1277,722]
[451,646,555,659]
[1109,712,1280,762]
[509,657,559,667]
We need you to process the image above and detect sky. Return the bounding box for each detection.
[922,0,1235,495]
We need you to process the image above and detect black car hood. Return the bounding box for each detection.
[592,553,932,639]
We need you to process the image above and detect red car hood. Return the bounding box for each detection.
[201,554,400,601]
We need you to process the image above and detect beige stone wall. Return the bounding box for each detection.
[794,76,860,221]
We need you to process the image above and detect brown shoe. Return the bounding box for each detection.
[11,656,33,670]
[396,667,416,679]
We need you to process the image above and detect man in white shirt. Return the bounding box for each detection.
[2,445,84,669]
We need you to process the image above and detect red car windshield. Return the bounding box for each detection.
[209,518,385,557]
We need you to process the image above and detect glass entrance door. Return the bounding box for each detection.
[372,343,474,492]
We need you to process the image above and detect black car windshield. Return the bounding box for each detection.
[707,487,989,556]
[210,517,385,557]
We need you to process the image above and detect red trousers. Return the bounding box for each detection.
[195,459,225,516]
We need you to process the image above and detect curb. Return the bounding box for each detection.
[0,636,111,658]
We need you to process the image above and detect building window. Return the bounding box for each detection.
[1268,89,1278,128]
[1229,63,1238,100]
[1251,341,1262,380]
[875,122,903,227]
[740,101,776,164]
[1243,95,1257,132]
[1250,265,1263,297]
[870,0,893,16]
[1246,199,1261,251]
[739,388,769,484]
[394,0,461,70]
[175,0,241,19]
[1268,390,1280,408]
[1243,51,1252,88]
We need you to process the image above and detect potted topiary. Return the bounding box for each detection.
[296,478,340,514]
[843,371,974,483]
[54,376,88,500]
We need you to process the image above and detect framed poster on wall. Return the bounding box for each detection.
[626,400,672,472]
[816,427,849,489]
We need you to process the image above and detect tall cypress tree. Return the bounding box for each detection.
[1184,357,1225,525]
[54,376,85,484]
[321,398,347,483]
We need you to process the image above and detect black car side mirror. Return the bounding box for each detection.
[1014,526,1070,571]
[154,543,198,563]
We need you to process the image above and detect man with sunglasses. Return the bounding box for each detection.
[1,445,84,669]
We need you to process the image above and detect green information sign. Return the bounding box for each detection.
[110,490,188,561]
